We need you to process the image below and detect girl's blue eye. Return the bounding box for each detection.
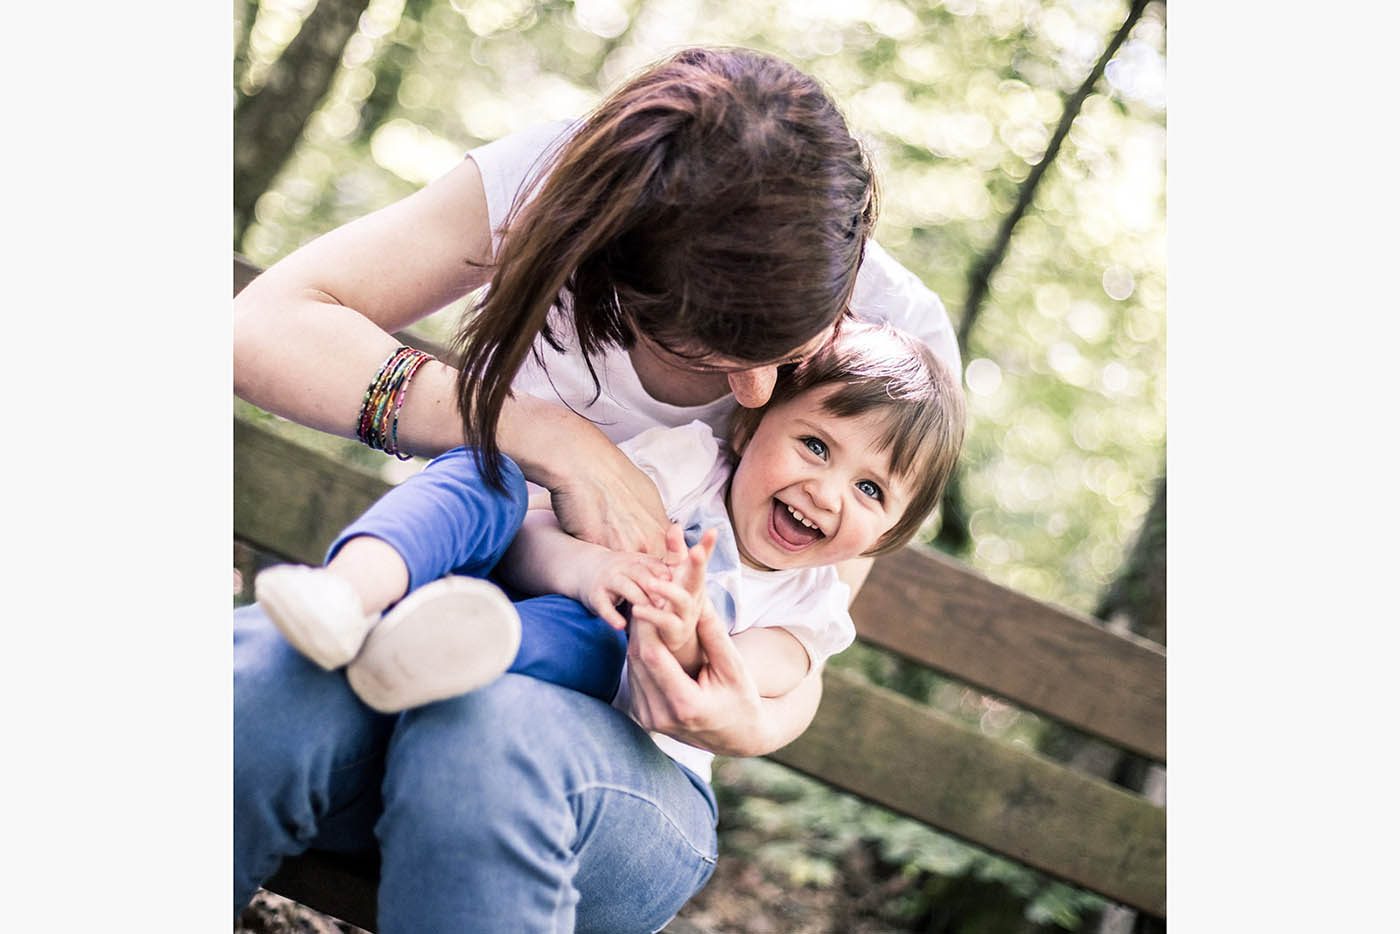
[802,437,827,458]
[856,479,883,501]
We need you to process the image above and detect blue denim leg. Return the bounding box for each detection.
[233,604,393,913]
[376,674,719,934]
[511,594,629,702]
[326,447,528,593]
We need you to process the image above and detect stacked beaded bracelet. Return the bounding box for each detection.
[356,346,432,460]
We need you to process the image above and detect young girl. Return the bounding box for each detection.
[256,323,964,777]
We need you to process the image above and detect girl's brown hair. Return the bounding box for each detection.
[453,47,877,483]
[728,322,966,556]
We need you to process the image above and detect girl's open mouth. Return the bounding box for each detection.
[769,498,824,550]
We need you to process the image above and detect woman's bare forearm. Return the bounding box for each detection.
[233,158,494,455]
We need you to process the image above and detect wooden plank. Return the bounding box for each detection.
[234,417,390,565]
[770,667,1166,916]
[234,255,454,362]
[234,410,1164,761]
[265,851,714,933]
[265,850,379,932]
[234,416,1165,915]
[234,253,259,296]
[853,546,1166,762]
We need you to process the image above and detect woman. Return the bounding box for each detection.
[234,47,959,931]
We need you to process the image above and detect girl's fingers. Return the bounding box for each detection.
[609,576,653,614]
[664,523,688,567]
[642,579,694,614]
[629,603,682,633]
[590,593,628,630]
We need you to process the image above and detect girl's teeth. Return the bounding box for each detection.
[786,504,818,530]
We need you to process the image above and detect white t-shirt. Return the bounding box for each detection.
[469,120,962,444]
[609,421,855,781]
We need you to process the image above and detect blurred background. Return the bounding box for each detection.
[233,0,1166,930]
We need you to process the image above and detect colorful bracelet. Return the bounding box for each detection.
[356,346,433,459]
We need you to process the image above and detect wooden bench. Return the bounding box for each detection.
[234,256,1166,929]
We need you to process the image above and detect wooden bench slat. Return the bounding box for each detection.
[234,414,1164,913]
[234,416,390,566]
[771,667,1164,915]
[853,547,1166,761]
[235,411,1164,757]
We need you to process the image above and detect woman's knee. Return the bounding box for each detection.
[233,606,388,790]
[382,676,591,823]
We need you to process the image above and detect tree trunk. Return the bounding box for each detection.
[233,0,372,247]
[935,0,1152,555]
[1086,469,1166,934]
[352,0,433,142]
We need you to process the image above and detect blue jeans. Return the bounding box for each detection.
[234,608,719,931]
[327,446,628,702]
[235,448,718,928]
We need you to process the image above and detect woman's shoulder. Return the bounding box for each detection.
[466,119,580,248]
[853,240,961,373]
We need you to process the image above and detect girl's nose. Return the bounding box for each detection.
[803,476,841,515]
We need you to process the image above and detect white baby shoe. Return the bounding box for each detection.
[255,565,377,671]
[346,576,521,713]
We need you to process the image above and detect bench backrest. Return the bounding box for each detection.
[233,256,1165,917]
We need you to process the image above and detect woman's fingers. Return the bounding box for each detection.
[640,579,694,614]
[692,601,750,689]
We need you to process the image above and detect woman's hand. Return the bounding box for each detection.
[626,599,777,758]
[496,394,671,556]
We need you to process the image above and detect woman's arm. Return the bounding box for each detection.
[233,159,670,552]
[234,158,494,456]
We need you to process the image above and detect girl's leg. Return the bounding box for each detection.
[327,447,528,592]
[376,674,718,934]
[256,448,529,669]
[232,604,394,913]
[509,594,629,702]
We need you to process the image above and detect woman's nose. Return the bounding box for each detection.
[728,366,778,407]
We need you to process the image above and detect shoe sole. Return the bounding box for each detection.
[256,567,364,670]
[346,576,521,713]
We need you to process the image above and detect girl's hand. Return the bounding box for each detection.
[629,525,717,659]
[577,551,672,631]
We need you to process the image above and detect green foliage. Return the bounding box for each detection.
[715,757,1108,930]
[235,0,1164,926]
[236,0,1166,617]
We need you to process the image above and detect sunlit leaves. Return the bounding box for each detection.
[237,0,1166,617]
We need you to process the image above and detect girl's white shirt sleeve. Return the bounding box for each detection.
[613,422,723,521]
[737,567,855,672]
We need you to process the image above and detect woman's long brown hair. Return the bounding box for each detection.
[453,47,877,485]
